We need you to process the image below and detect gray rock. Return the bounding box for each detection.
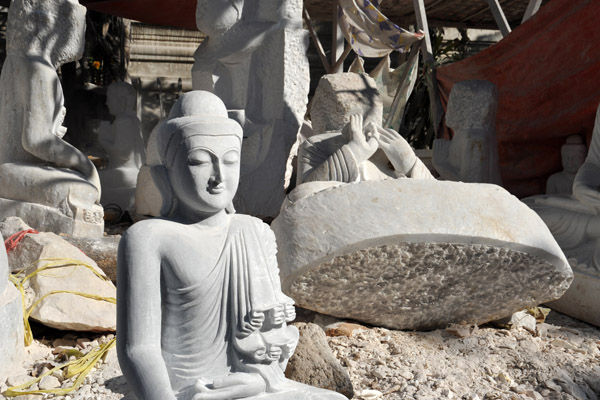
[38,375,61,390]
[63,236,120,283]
[272,179,573,330]
[286,323,354,398]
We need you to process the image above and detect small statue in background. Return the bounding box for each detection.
[546,135,586,195]
[433,80,502,185]
[98,81,144,214]
[0,0,103,237]
[117,91,346,400]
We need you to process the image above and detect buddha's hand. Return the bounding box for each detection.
[284,303,296,322]
[433,138,451,160]
[344,114,378,164]
[251,347,269,363]
[269,305,286,326]
[267,346,282,362]
[372,125,416,174]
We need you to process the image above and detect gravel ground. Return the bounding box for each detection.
[1,310,599,400]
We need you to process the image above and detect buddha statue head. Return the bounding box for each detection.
[7,0,86,68]
[561,135,586,174]
[154,91,243,221]
[446,80,498,132]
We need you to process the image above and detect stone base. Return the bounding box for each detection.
[547,267,600,327]
[272,179,573,330]
[0,284,24,378]
[0,197,103,238]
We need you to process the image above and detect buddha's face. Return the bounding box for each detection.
[561,145,586,174]
[168,132,241,216]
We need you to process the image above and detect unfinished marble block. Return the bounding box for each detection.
[271,179,573,330]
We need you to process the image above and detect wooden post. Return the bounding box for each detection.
[330,3,345,73]
[412,0,443,137]
[303,7,331,73]
[522,0,542,23]
[485,0,512,37]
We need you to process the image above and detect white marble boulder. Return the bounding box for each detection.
[1,218,116,332]
[271,179,573,330]
[0,231,24,380]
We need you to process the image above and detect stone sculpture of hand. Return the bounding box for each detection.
[371,125,417,175]
[343,114,378,164]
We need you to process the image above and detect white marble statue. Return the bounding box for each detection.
[193,0,310,218]
[524,104,600,269]
[98,82,144,214]
[546,135,586,195]
[297,73,432,189]
[0,0,103,237]
[117,91,346,400]
[432,80,502,185]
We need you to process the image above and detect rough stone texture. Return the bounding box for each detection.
[63,236,120,283]
[310,73,383,135]
[4,220,116,331]
[433,80,502,185]
[272,179,573,330]
[286,323,354,398]
[0,231,24,381]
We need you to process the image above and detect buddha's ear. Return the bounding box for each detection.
[150,165,174,217]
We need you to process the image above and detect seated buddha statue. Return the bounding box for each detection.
[117,91,347,400]
[0,0,103,237]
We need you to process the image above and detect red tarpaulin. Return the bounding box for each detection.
[80,0,197,30]
[437,0,600,198]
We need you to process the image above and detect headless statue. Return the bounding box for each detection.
[297,73,432,189]
[432,80,502,185]
[524,103,600,270]
[117,91,346,400]
[0,0,103,236]
[98,82,144,213]
[546,135,586,195]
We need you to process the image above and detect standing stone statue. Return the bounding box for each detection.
[193,0,310,218]
[433,80,502,185]
[0,0,103,237]
[546,135,586,195]
[117,91,346,400]
[297,73,432,191]
[99,82,145,214]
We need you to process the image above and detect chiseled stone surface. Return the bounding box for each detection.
[272,179,573,330]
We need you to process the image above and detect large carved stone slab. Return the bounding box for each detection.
[271,179,573,330]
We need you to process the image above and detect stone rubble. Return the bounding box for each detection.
[1,311,598,400]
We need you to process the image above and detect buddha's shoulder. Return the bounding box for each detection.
[122,218,182,243]
[229,214,272,235]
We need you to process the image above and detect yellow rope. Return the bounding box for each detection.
[5,258,117,397]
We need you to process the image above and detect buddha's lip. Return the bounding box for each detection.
[208,186,226,194]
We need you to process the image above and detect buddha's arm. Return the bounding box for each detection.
[302,144,360,184]
[573,161,600,207]
[22,62,101,199]
[117,227,177,400]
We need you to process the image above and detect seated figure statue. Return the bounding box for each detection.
[0,0,103,237]
[117,91,346,400]
[98,82,145,214]
[296,74,432,195]
[432,80,502,185]
[524,103,600,270]
[546,135,586,195]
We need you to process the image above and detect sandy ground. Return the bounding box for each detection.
[1,310,598,400]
